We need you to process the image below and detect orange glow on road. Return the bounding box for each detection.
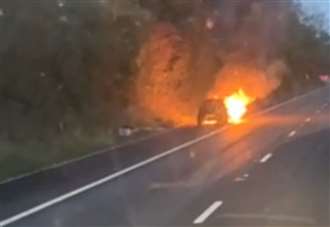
[224,89,254,124]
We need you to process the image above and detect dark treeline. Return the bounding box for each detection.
[0,0,329,142]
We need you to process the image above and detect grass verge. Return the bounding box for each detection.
[0,132,114,183]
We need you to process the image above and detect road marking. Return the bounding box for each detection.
[189,151,196,158]
[234,177,245,182]
[0,128,227,227]
[0,128,175,185]
[315,109,321,114]
[2,86,326,186]
[1,86,328,226]
[288,130,296,137]
[234,173,249,182]
[305,117,311,123]
[260,153,273,163]
[193,201,223,224]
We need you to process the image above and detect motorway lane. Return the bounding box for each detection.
[0,126,213,220]
[185,126,329,226]
[1,86,329,226]
[174,97,330,226]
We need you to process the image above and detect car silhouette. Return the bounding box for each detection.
[197,98,227,127]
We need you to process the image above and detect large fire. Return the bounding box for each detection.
[224,89,254,124]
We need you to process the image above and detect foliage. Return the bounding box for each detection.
[0,0,328,140]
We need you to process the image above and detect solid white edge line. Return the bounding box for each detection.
[0,128,175,185]
[259,153,273,163]
[1,86,328,226]
[193,201,223,224]
[0,128,225,227]
[2,86,326,186]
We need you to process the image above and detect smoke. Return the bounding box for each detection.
[208,60,287,99]
[209,0,291,99]
[217,0,290,60]
[134,0,292,126]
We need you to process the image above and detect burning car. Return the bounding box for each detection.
[198,89,255,127]
[197,98,227,127]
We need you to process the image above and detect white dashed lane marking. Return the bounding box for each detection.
[234,177,245,182]
[305,117,311,123]
[260,153,273,163]
[288,130,296,137]
[234,173,249,182]
[193,201,223,224]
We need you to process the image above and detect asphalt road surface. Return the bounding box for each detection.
[0,86,329,227]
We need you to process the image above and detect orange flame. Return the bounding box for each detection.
[224,89,254,124]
